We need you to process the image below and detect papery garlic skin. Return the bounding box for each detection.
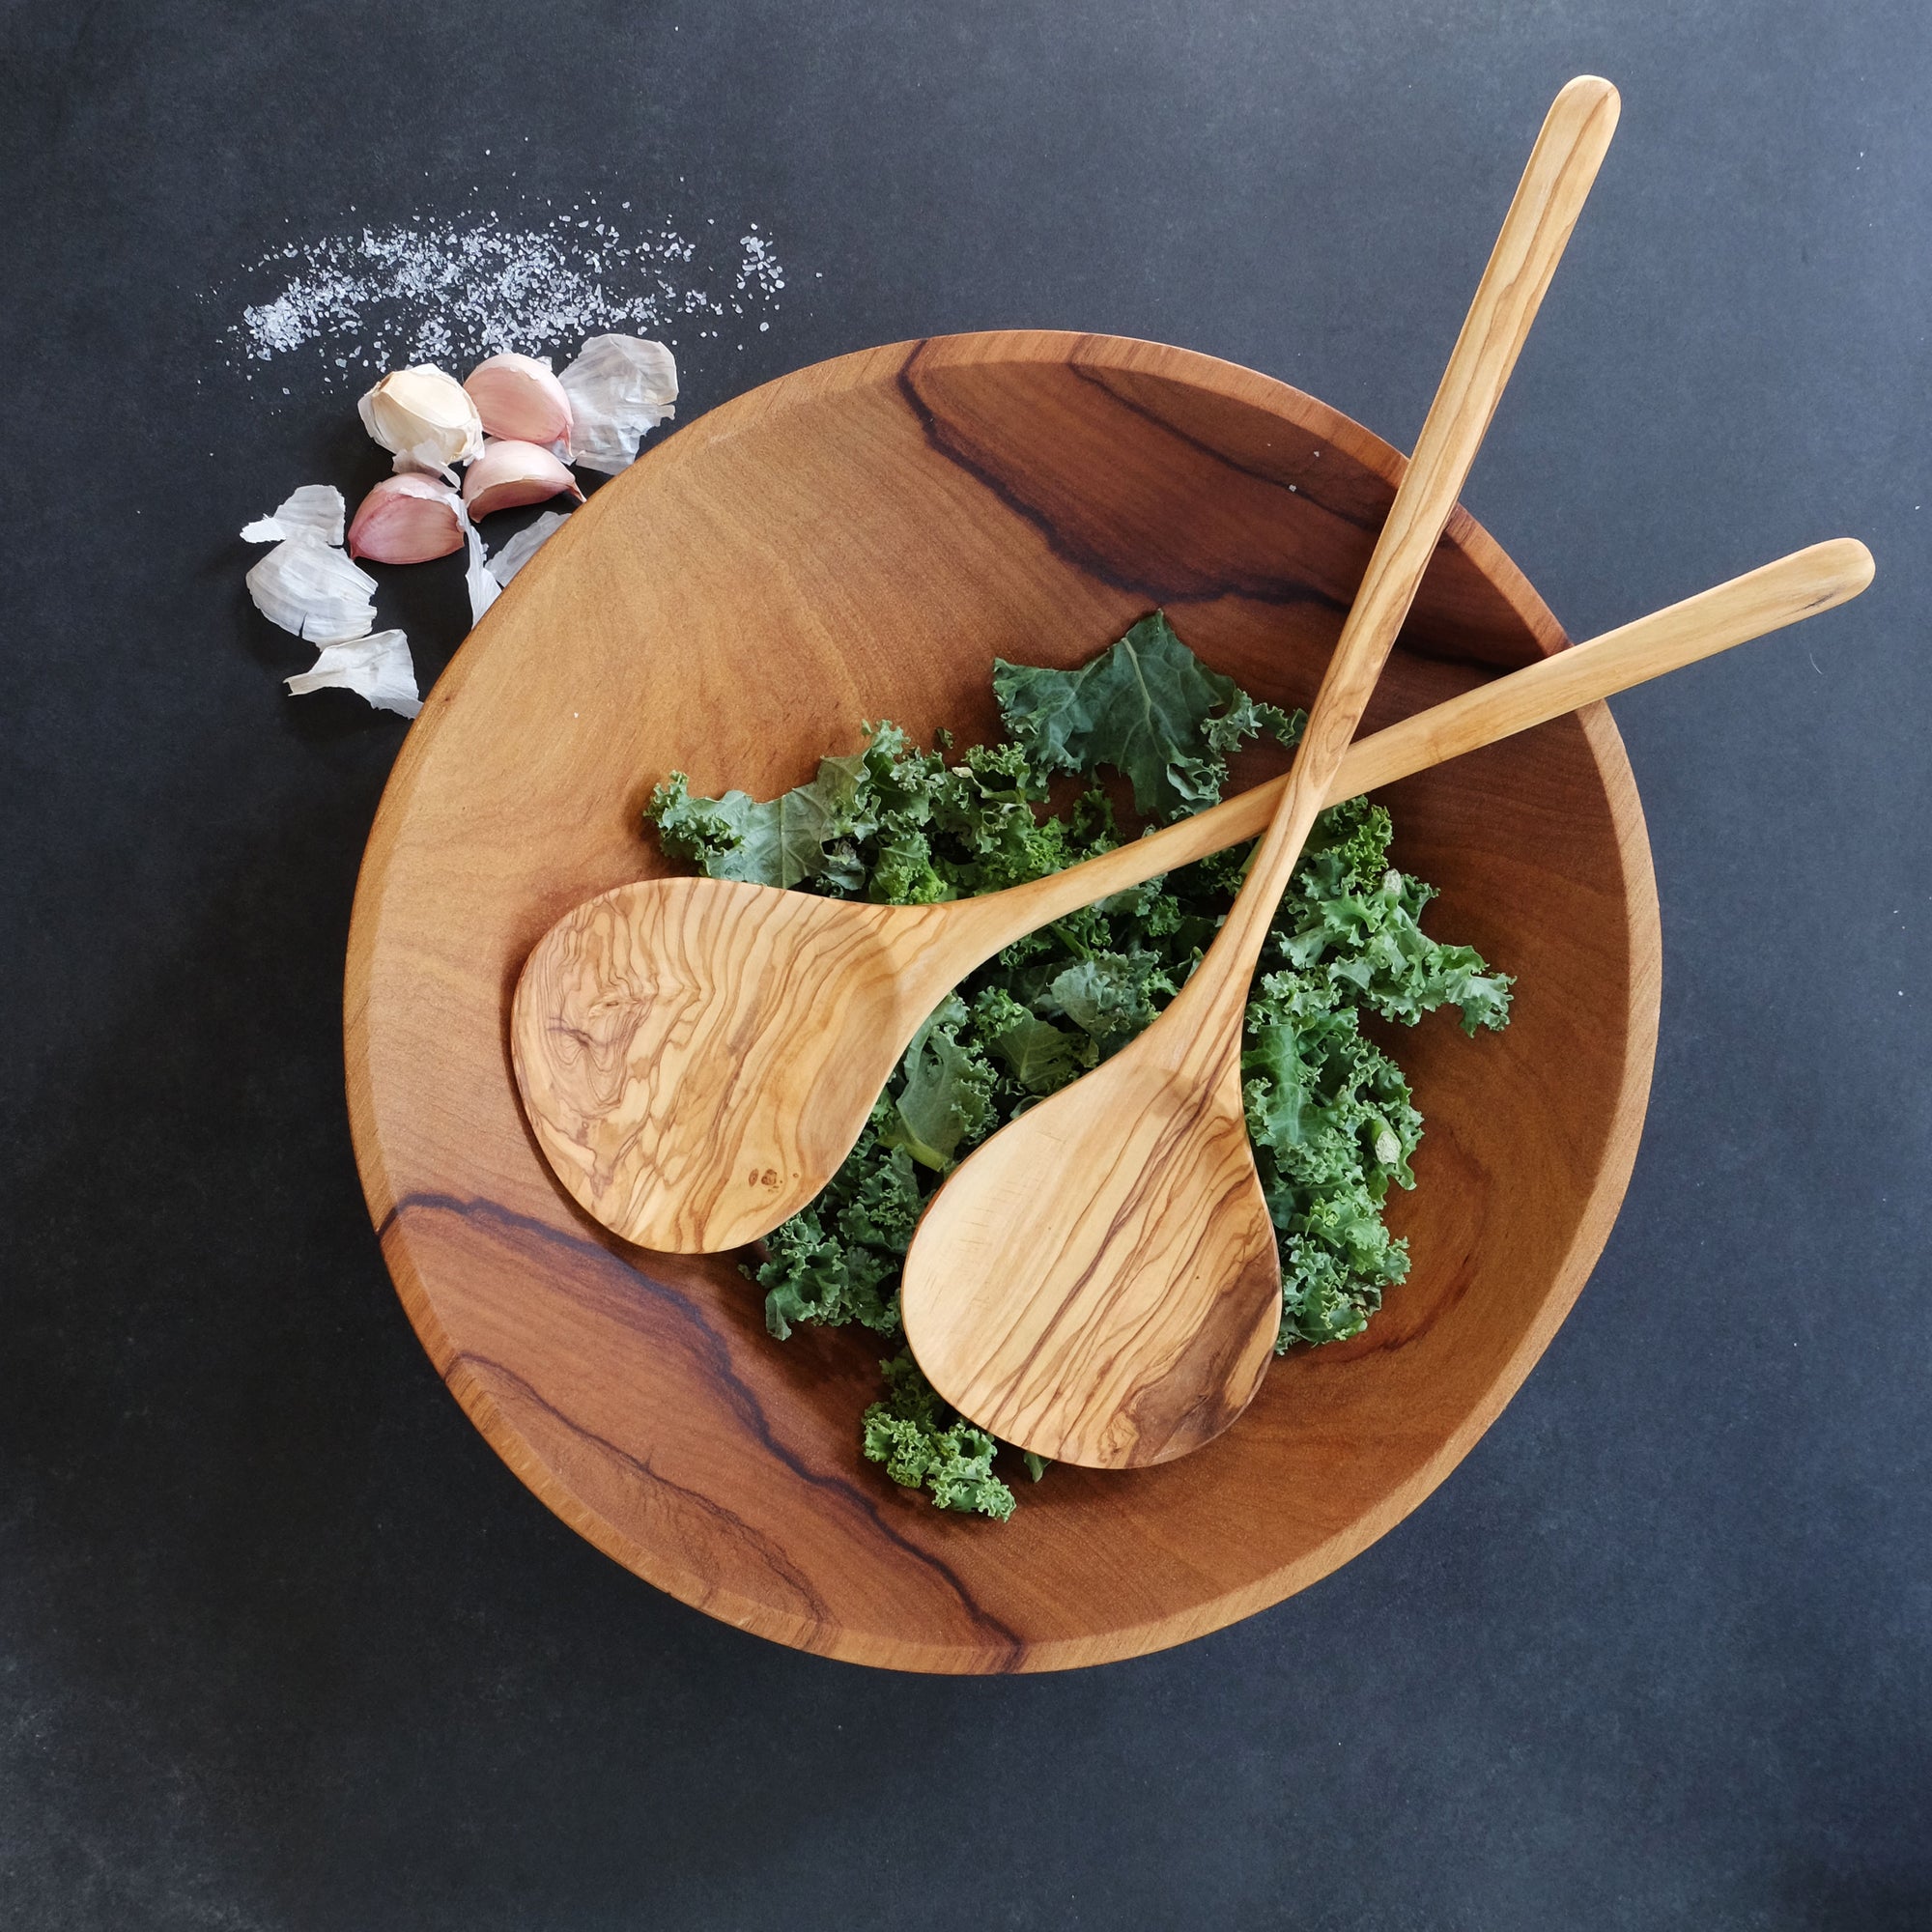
[245,533,378,644]
[348,474,467,563]
[461,440,584,520]
[465,354,573,448]
[285,629,421,718]
[242,484,346,547]
[465,516,500,629]
[357,365,485,477]
[486,508,570,588]
[557,335,677,474]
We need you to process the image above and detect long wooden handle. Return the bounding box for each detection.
[959,536,1871,949]
[1331,537,1872,796]
[1160,75,1620,1048]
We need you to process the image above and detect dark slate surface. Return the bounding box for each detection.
[2,4,1927,1926]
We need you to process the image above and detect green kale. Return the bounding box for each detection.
[994,611,1299,822]
[643,611,1512,1517]
[1268,797,1514,1036]
[974,985,1097,1096]
[876,994,997,1172]
[756,1103,920,1340]
[862,1351,1016,1521]
[648,749,875,892]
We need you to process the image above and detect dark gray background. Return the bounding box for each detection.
[3,3,1927,1926]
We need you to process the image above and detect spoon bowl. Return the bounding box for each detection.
[513,881,952,1253]
[905,1026,1283,1464]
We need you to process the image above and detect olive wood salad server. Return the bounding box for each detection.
[899,538,1873,1466]
[514,529,1866,1263]
[893,76,1624,1467]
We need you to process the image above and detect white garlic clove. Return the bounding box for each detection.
[245,533,377,644]
[486,508,571,588]
[242,483,346,547]
[285,629,421,718]
[557,334,677,474]
[465,353,574,448]
[347,474,467,563]
[357,365,485,476]
[461,440,584,520]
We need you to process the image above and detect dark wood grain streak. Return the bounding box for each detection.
[1061,355,1550,676]
[904,341,1564,678]
[469,1352,836,1617]
[896,336,1383,614]
[386,1192,1031,1661]
[346,329,1659,1670]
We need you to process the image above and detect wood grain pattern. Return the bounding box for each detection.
[512,885,961,1252]
[346,327,1663,1671]
[900,77,1621,1467]
[514,535,1868,1262]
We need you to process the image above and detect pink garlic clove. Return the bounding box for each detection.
[461,440,585,520]
[346,473,467,563]
[464,354,575,447]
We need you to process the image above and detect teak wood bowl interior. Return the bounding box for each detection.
[345,330,1660,1674]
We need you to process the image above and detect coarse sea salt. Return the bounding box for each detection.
[220,199,787,382]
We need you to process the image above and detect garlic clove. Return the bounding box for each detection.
[242,483,346,547]
[557,335,677,474]
[245,533,377,644]
[486,508,571,588]
[460,440,584,520]
[285,629,421,718]
[465,353,574,447]
[347,474,467,563]
[357,365,485,476]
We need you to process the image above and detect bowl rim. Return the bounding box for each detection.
[344,328,1662,1671]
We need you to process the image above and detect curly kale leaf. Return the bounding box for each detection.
[1241,969,1420,1347]
[973,985,1096,1097]
[1038,948,1173,1051]
[862,1351,1015,1521]
[994,610,1300,822]
[1269,797,1513,1036]
[647,748,876,891]
[877,994,997,1172]
[755,1133,913,1341]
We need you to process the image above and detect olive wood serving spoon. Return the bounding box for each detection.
[894,75,1623,1467]
[515,530,1868,1262]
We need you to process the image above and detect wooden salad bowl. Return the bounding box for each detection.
[344,330,1660,1673]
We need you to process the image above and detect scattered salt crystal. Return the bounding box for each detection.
[219,201,787,383]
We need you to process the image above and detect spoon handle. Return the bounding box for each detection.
[1328,538,1872,795]
[1149,75,1620,1060]
[951,537,1872,952]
